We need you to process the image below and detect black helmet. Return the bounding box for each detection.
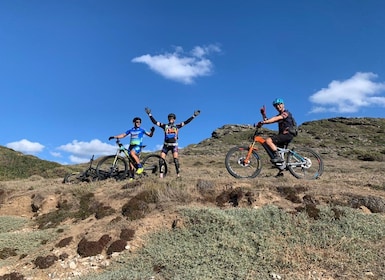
[132,117,141,123]
[168,113,176,119]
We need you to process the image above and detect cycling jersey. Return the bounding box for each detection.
[149,114,195,145]
[124,127,147,146]
[161,123,183,144]
[277,109,295,134]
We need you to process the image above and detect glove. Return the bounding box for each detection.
[194,110,201,116]
[108,136,115,141]
[260,105,266,116]
[256,121,263,128]
[145,107,151,115]
[150,126,155,133]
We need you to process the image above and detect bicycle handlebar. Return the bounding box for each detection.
[253,127,263,137]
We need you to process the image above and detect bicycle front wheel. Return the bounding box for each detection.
[142,154,168,177]
[225,146,262,179]
[286,147,324,179]
[96,155,128,180]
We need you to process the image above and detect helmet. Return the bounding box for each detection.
[132,117,141,123]
[272,98,284,106]
[168,113,176,119]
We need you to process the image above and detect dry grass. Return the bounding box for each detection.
[0,153,384,279]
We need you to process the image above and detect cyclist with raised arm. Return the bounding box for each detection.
[108,117,155,178]
[145,108,200,178]
[256,98,296,163]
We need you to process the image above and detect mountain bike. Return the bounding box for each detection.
[225,128,324,179]
[96,139,167,180]
[63,155,98,184]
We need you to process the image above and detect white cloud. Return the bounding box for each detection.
[309,72,385,113]
[132,44,221,84]
[6,139,44,154]
[57,139,116,164]
[50,151,62,158]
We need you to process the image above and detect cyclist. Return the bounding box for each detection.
[256,98,296,163]
[108,117,155,177]
[144,107,200,178]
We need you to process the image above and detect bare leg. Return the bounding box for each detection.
[265,137,278,152]
[130,150,140,166]
[265,137,283,163]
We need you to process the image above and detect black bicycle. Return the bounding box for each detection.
[96,139,167,180]
[63,155,99,184]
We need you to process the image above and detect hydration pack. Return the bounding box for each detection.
[288,114,298,136]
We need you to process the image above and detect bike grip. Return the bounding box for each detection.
[108,136,114,141]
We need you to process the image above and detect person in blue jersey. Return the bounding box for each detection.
[145,107,200,178]
[108,117,155,176]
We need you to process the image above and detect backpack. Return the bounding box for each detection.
[288,113,298,137]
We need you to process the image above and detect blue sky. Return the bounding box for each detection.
[1,1,385,165]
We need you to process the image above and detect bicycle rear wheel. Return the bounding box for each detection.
[225,146,262,179]
[96,155,128,180]
[63,172,82,184]
[286,147,324,179]
[141,154,168,177]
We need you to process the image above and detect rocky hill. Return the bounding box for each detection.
[1,117,384,181]
[0,117,384,280]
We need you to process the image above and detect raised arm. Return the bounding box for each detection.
[145,107,161,126]
[180,110,200,126]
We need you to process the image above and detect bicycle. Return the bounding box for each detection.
[96,139,168,180]
[225,127,324,179]
[63,155,99,184]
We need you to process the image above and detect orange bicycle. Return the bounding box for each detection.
[225,127,323,179]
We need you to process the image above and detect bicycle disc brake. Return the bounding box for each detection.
[238,157,250,167]
[301,157,312,169]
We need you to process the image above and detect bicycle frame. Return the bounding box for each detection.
[244,133,275,164]
[113,140,136,166]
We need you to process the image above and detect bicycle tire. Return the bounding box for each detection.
[63,172,82,184]
[225,146,262,179]
[96,155,128,180]
[286,147,324,179]
[141,154,168,177]
[85,168,99,182]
